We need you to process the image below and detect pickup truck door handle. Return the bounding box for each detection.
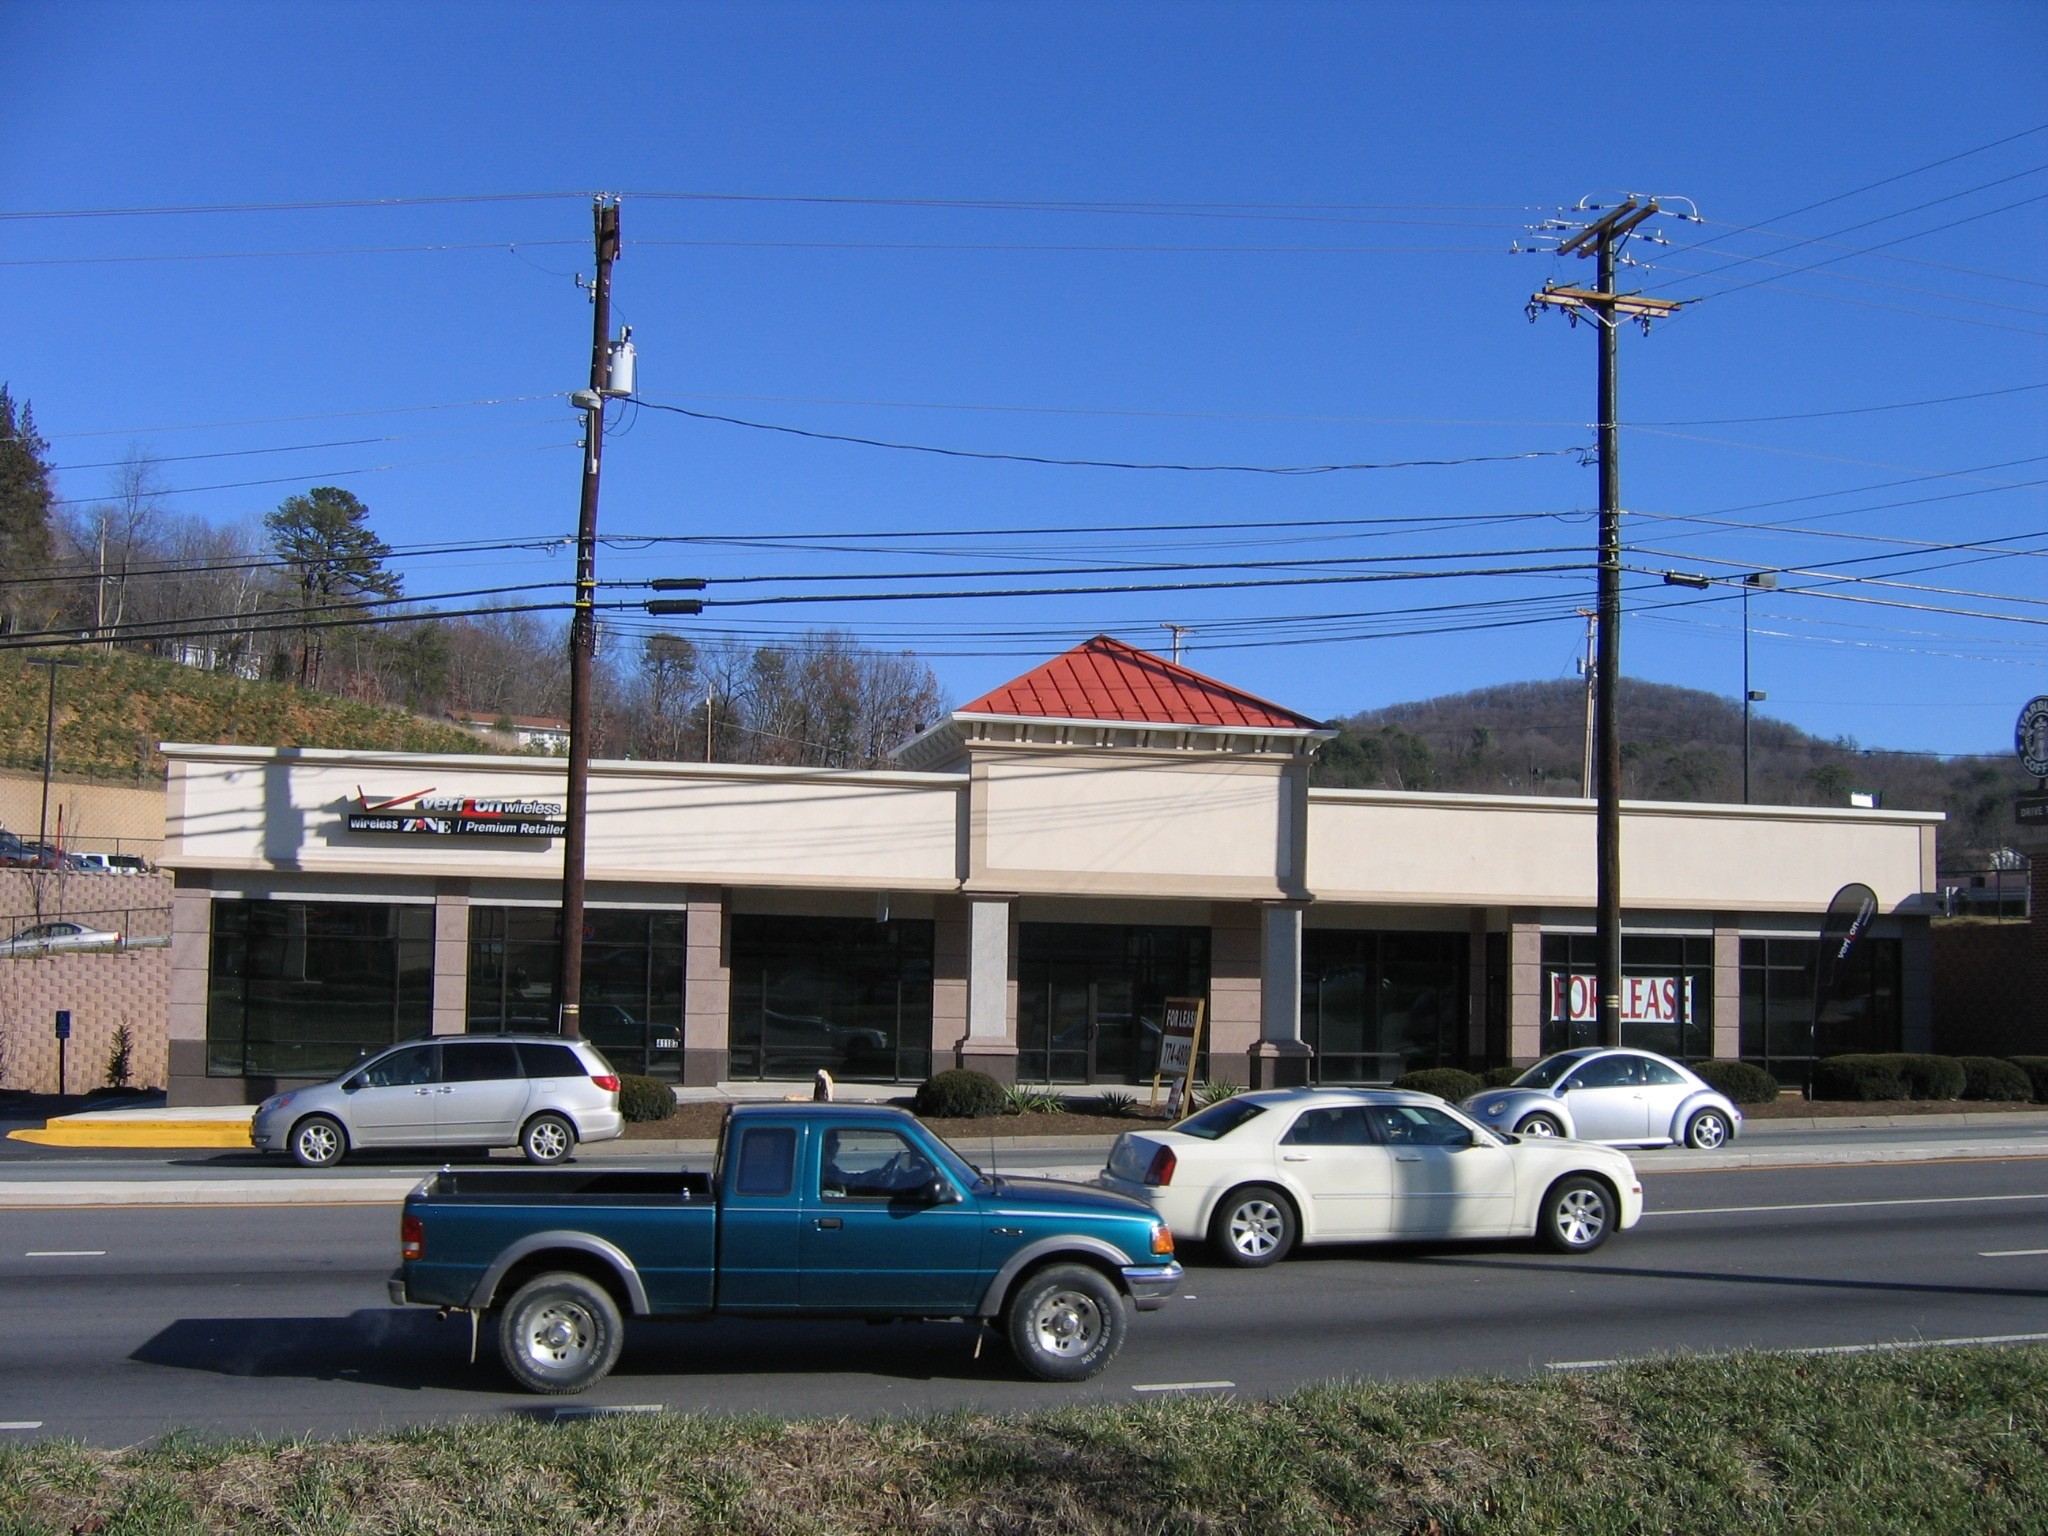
[814,1217,843,1230]
[990,1226,1024,1238]
[1394,1153,1424,1163]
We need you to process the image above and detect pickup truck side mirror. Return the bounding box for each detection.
[923,1177,961,1205]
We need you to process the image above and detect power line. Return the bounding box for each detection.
[1635,380,2048,428]
[0,240,588,268]
[41,394,566,441]
[43,439,579,506]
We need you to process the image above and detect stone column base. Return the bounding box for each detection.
[1250,1039,1314,1089]
[954,1040,1018,1084]
[681,1048,728,1087]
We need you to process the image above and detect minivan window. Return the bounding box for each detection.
[360,1044,438,1088]
[516,1042,584,1079]
[444,1041,522,1083]
[733,1126,797,1197]
[1176,1100,1267,1140]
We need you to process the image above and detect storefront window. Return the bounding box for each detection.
[1303,930,1468,1082]
[1740,936,1900,1079]
[466,907,686,1080]
[207,900,432,1079]
[1017,924,1209,1085]
[728,915,934,1082]
[1540,934,1715,1060]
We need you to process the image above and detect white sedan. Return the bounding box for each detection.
[1100,1087,1643,1267]
[0,920,123,956]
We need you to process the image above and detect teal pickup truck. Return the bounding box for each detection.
[391,1102,1181,1393]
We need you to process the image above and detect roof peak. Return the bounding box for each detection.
[955,635,1323,731]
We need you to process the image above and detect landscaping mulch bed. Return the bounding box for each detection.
[620,1103,1172,1141]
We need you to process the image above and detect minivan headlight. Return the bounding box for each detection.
[265,1091,296,1113]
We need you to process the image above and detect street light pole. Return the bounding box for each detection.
[29,655,82,860]
[1742,572,1775,804]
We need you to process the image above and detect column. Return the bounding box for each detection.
[956,896,1017,1082]
[1711,917,1741,1061]
[682,885,730,1086]
[1251,904,1311,1089]
[165,871,216,1106]
[1509,915,1543,1065]
[1206,903,1260,1087]
[430,879,470,1036]
[931,896,970,1076]
[1900,916,1934,1053]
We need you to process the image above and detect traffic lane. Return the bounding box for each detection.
[9,1160,2048,1444]
[1641,1119,2048,1155]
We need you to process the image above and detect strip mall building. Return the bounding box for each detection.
[162,637,1940,1106]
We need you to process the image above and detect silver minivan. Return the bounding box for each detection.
[250,1035,627,1168]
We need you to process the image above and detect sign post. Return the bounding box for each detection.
[1151,997,1206,1116]
[54,1009,70,1097]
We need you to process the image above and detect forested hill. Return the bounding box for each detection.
[1312,677,2029,866]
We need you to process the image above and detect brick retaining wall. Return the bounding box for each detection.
[0,869,172,1093]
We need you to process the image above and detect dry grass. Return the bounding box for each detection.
[4,1348,2047,1534]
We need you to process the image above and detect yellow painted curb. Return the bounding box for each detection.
[8,1118,253,1148]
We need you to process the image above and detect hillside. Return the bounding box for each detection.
[0,649,492,782]
[1314,677,2029,867]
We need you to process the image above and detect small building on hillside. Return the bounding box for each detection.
[447,712,571,755]
[160,636,1940,1107]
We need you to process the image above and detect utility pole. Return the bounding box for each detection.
[1575,608,1596,798]
[29,655,82,858]
[1528,198,1685,1048]
[1743,571,1775,804]
[1162,623,1193,664]
[554,197,626,1040]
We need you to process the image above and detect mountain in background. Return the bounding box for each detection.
[1312,677,2028,870]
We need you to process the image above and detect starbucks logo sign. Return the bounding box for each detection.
[2018,696,2048,778]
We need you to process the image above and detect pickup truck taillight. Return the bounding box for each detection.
[591,1074,620,1093]
[1142,1145,1176,1187]
[400,1212,424,1262]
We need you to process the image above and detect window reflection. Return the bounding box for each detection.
[1302,930,1468,1083]
[465,907,686,1079]
[728,915,933,1082]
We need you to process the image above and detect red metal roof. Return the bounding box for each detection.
[957,636,1322,730]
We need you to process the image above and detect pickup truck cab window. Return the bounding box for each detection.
[733,1126,797,1196]
[820,1128,938,1200]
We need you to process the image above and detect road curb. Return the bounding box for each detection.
[0,1177,421,1207]
[1640,1141,2048,1172]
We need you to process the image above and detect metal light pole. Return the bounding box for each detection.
[1742,572,1775,804]
[28,655,82,860]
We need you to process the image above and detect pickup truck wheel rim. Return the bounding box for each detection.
[1552,1187,1607,1247]
[521,1300,597,1373]
[1228,1200,1284,1257]
[527,1121,570,1160]
[1029,1288,1105,1358]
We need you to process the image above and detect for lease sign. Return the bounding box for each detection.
[1549,973,1692,1025]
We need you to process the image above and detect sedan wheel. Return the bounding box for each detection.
[1539,1175,1614,1254]
[1209,1184,1297,1267]
[1516,1113,1563,1138]
[1685,1110,1731,1150]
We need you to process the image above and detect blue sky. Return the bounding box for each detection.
[3,1,2044,754]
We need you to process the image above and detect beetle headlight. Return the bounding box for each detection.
[1481,1099,1507,1117]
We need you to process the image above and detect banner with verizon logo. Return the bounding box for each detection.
[1549,973,1693,1025]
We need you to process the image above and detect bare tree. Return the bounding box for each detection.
[77,450,168,649]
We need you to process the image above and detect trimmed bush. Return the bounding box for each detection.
[616,1074,677,1123]
[1894,1053,1966,1100]
[1811,1054,1909,1101]
[1481,1065,1523,1088]
[1690,1059,1781,1106]
[914,1069,1007,1119]
[2010,1056,2048,1105]
[1392,1067,1484,1103]
[1958,1056,2033,1102]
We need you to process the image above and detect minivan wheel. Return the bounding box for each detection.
[1005,1263,1127,1382]
[522,1112,576,1165]
[290,1114,347,1169]
[497,1271,623,1394]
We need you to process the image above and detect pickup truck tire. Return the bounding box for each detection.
[1005,1263,1126,1382]
[497,1271,623,1394]
[289,1115,347,1169]
[521,1113,577,1165]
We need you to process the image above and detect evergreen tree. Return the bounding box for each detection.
[264,486,401,687]
[0,385,57,635]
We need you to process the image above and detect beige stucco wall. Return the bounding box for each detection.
[1308,789,1936,914]
[0,771,164,859]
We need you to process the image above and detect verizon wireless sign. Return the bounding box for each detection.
[345,787,566,839]
[1549,973,1693,1025]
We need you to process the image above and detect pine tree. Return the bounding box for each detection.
[264,486,402,687]
[0,385,57,636]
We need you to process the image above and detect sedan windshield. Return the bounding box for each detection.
[1514,1051,1596,1091]
[1175,1100,1268,1140]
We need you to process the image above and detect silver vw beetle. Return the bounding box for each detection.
[1459,1048,1741,1150]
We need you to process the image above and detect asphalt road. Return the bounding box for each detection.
[5,1157,2048,1445]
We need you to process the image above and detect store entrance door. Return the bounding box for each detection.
[1041,971,1137,1084]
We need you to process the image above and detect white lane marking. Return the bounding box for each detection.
[1649,1192,2048,1217]
[0,1422,43,1431]
[1981,1248,2048,1258]
[1549,1331,2048,1372]
[24,1250,105,1257]
[1132,1380,1235,1393]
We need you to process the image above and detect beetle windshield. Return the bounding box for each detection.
[1513,1051,1596,1090]
[1175,1100,1269,1140]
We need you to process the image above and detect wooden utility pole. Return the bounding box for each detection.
[554,196,622,1039]
[1529,200,1683,1048]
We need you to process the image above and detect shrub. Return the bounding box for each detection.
[1392,1067,1484,1103]
[1481,1065,1523,1088]
[2010,1056,2048,1104]
[1690,1059,1781,1105]
[1894,1053,1965,1101]
[1194,1079,1242,1107]
[1811,1054,1909,1101]
[103,1023,133,1090]
[616,1074,676,1123]
[915,1069,1007,1119]
[1095,1090,1137,1118]
[1958,1056,2033,1102]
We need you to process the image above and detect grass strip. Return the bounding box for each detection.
[4,1347,2047,1534]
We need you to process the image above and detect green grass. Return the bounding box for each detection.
[4,1348,2046,1533]
[0,650,491,782]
